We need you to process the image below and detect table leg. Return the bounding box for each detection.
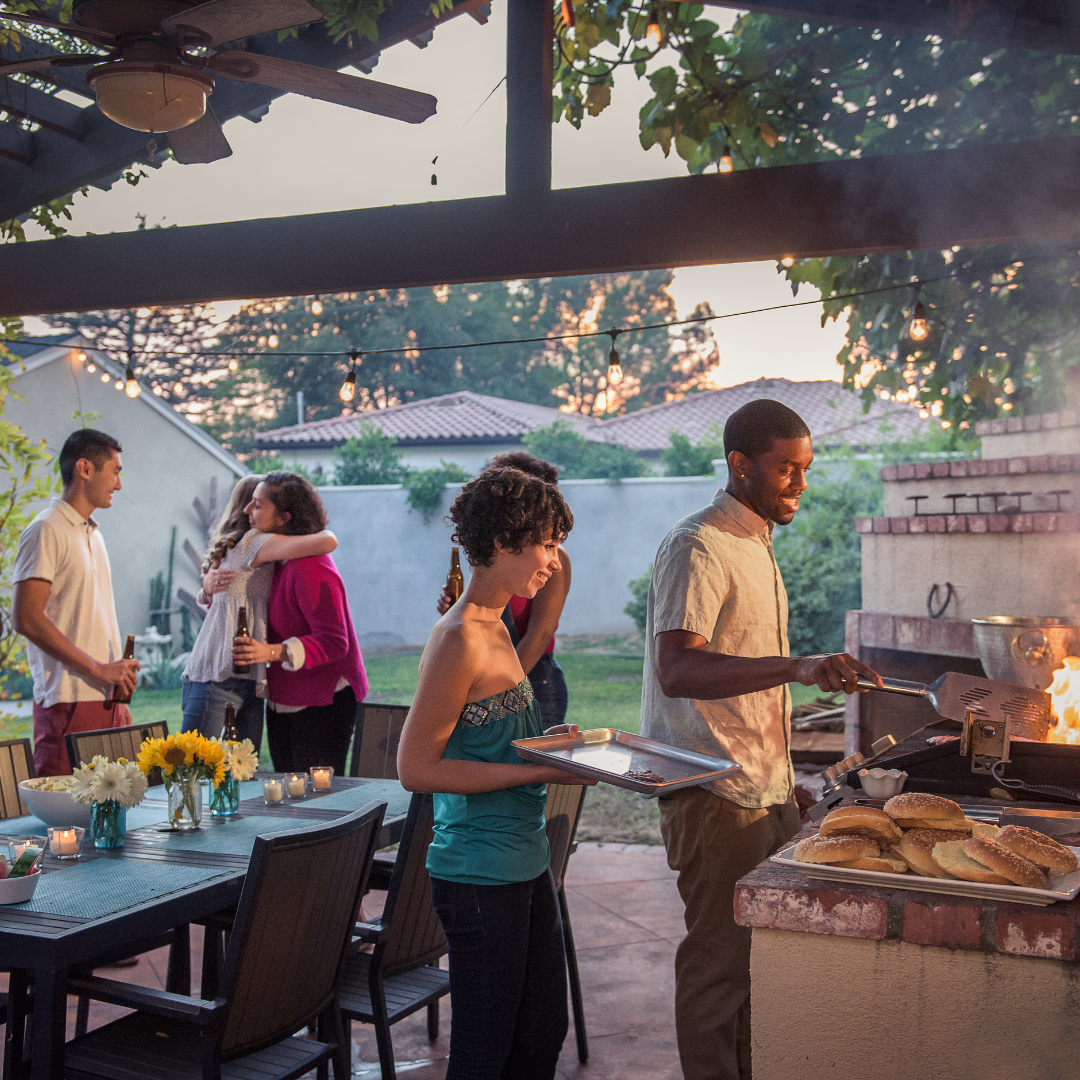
[165,924,191,996]
[29,966,66,1080]
[3,968,30,1080]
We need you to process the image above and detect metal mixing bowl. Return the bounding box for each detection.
[971,616,1080,691]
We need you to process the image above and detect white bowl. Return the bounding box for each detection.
[18,780,93,829]
[858,768,908,799]
[0,867,41,905]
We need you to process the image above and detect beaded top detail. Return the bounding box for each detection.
[459,677,535,728]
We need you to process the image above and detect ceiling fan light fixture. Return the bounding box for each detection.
[88,62,213,133]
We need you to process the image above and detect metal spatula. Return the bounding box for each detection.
[855,672,1051,740]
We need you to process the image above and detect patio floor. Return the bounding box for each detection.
[0,841,685,1079]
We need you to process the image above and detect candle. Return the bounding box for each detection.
[263,778,284,804]
[287,774,306,798]
[49,828,80,857]
[310,767,332,791]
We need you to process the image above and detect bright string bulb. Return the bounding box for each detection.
[311,298,323,315]
[228,358,239,371]
[646,9,661,45]
[340,369,357,403]
[86,363,96,372]
[101,372,110,383]
[608,344,623,384]
[268,334,279,348]
[125,366,140,398]
[114,380,124,391]
[781,256,795,268]
[909,300,929,342]
[719,147,733,174]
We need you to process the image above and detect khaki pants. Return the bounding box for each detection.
[659,786,800,1080]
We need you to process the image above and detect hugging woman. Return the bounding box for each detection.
[397,466,594,1080]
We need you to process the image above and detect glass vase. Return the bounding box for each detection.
[210,774,240,817]
[90,799,127,849]
[167,771,203,831]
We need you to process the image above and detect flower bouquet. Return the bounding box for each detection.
[209,737,258,817]
[71,756,149,849]
[137,732,226,831]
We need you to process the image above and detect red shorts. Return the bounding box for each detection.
[32,700,133,777]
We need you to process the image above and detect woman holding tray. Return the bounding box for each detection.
[398,466,594,1080]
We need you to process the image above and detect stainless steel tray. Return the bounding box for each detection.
[511,728,742,795]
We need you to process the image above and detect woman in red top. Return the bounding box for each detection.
[232,473,367,774]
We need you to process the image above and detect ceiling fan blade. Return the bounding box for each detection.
[206,51,437,124]
[0,9,116,47]
[162,0,325,48]
[167,105,232,164]
[0,52,103,77]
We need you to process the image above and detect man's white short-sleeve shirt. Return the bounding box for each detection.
[13,498,122,707]
[641,489,795,809]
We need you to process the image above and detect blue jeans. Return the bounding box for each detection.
[180,677,264,755]
[528,654,568,729]
[430,870,568,1080]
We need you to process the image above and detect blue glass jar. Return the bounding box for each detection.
[91,800,127,849]
[210,774,240,817]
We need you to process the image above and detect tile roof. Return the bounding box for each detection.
[255,391,598,449]
[595,378,928,451]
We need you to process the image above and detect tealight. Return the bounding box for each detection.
[48,826,84,859]
[309,767,333,791]
[262,777,284,804]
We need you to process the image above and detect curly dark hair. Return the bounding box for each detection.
[489,451,558,485]
[449,467,573,567]
[258,471,328,536]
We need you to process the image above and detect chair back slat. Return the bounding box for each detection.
[217,801,385,1059]
[65,722,169,784]
[376,793,446,976]
[545,783,588,891]
[0,739,35,818]
[349,702,409,779]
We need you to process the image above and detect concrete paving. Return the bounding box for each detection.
[0,841,687,1078]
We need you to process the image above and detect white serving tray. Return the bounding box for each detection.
[770,843,1080,906]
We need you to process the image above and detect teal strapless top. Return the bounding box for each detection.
[426,677,549,886]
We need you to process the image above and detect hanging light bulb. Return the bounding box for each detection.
[153,385,163,396]
[718,145,733,173]
[780,256,795,268]
[339,351,360,403]
[75,350,87,363]
[114,379,124,391]
[311,297,324,316]
[228,357,239,372]
[909,299,930,342]
[86,362,96,373]
[607,333,623,384]
[646,8,662,45]
[125,364,141,398]
[101,372,111,383]
[267,334,279,349]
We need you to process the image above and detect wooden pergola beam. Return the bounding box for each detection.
[2,136,1078,317]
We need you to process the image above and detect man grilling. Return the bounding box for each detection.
[641,399,882,1080]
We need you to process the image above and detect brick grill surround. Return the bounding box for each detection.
[856,512,1080,534]
[880,452,1080,483]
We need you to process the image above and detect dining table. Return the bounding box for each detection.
[0,774,410,1080]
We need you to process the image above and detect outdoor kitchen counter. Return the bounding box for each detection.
[735,799,1080,1080]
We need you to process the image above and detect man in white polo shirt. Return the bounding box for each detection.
[13,429,140,776]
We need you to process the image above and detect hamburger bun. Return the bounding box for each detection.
[891,816,975,833]
[995,825,1078,875]
[962,838,1048,890]
[833,854,908,873]
[884,792,966,826]
[819,806,902,846]
[930,840,1011,885]
[794,834,880,865]
[971,822,1001,841]
[898,829,964,878]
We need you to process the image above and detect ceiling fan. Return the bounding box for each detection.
[0,0,437,163]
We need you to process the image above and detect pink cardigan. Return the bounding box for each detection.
[265,555,369,707]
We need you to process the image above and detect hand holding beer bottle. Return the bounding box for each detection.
[233,607,251,675]
[111,635,138,704]
[437,547,465,615]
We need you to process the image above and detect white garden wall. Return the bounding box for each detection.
[319,472,724,650]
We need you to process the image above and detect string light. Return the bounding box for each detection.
[75,351,87,363]
[718,146,733,173]
[86,362,96,372]
[267,334,279,348]
[311,297,324,316]
[780,256,795,268]
[339,351,360,403]
[101,372,110,383]
[114,379,124,390]
[125,362,141,398]
[228,357,239,371]
[645,8,661,45]
[909,297,930,342]
[607,331,623,384]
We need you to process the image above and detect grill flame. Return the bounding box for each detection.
[1047,657,1080,745]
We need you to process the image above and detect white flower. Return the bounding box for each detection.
[124,763,149,807]
[88,761,132,805]
[225,739,258,782]
[69,764,98,806]
[89,755,110,770]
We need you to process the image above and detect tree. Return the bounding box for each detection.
[523,420,647,481]
[332,423,408,486]
[662,429,724,476]
[555,3,1080,430]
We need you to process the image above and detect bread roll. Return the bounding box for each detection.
[891,816,974,833]
[884,792,965,825]
[819,806,902,846]
[996,825,1079,874]
[833,854,908,873]
[898,828,964,878]
[931,840,1011,884]
[962,837,1048,890]
[971,822,1001,841]
[794,834,880,864]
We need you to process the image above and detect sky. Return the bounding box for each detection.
[19,4,849,387]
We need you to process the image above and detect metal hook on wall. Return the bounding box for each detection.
[927,582,955,619]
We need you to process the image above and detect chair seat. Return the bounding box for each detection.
[339,952,449,1026]
[63,1011,330,1080]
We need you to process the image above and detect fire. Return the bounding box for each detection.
[1046,657,1080,745]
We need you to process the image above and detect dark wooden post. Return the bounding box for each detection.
[505,0,553,196]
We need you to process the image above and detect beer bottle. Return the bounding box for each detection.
[233,606,250,675]
[112,635,137,704]
[446,547,464,605]
[220,702,240,744]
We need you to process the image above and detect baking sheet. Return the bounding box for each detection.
[511,728,741,795]
[770,843,1080,906]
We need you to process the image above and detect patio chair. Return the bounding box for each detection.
[546,782,590,1064]
[56,801,387,1080]
[0,737,34,818]
[338,792,449,1080]
[65,721,170,783]
[349,702,409,780]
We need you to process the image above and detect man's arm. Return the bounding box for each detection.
[655,629,882,699]
[13,579,139,696]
